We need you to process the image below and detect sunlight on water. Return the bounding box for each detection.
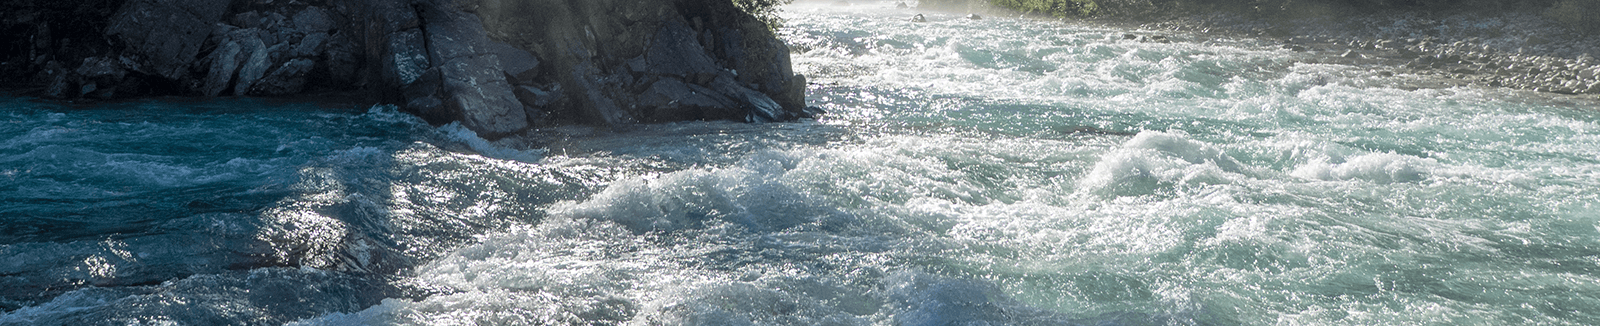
[6,1,1600,325]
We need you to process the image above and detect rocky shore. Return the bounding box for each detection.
[920,0,1600,97]
[1135,11,1600,96]
[0,0,813,139]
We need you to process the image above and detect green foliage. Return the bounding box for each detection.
[987,0,1101,17]
[733,0,795,31]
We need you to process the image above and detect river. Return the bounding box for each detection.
[4,1,1600,325]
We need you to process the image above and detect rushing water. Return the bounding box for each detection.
[5,2,1600,325]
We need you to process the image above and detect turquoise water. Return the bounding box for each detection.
[6,2,1600,325]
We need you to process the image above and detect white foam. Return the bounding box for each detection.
[436,122,545,163]
[1291,152,1435,183]
[554,149,835,233]
[1078,131,1248,196]
[324,146,388,165]
[358,105,427,125]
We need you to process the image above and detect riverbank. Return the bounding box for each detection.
[916,0,1600,96]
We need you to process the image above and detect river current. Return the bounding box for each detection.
[4,2,1600,325]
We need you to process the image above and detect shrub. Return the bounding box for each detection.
[733,0,796,30]
[988,0,1101,16]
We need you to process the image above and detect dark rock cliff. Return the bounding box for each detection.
[0,0,811,139]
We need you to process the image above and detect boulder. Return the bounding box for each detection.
[514,85,560,108]
[43,66,71,99]
[435,54,528,138]
[202,40,244,96]
[413,1,528,137]
[293,32,328,58]
[468,0,809,128]
[73,56,132,98]
[636,77,739,121]
[234,34,272,96]
[385,29,431,86]
[420,8,493,65]
[402,68,451,122]
[645,19,724,84]
[250,58,316,95]
[106,0,232,80]
[489,41,540,85]
[709,75,787,122]
[569,61,633,125]
[292,7,335,33]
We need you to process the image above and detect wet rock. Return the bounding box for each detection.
[266,43,292,65]
[202,40,244,97]
[967,14,983,20]
[896,2,909,9]
[636,77,739,121]
[234,35,272,96]
[106,0,233,80]
[385,29,431,87]
[1375,40,1395,50]
[437,55,529,137]
[514,85,560,109]
[292,7,334,33]
[6,0,806,130]
[416,2,527,138]
[911,14,926,23]
[709,75,787,122]
[293,32,328,58]
[802,106,827,117]
[488,41,540,85]
[73,56,131,98]
[75,56,128,82]
[569,61,632,125]
[401,67,448,121]
[785,74,807,114]
[646,19,723,84]
[43,67,71,99]
[250,58,315,95]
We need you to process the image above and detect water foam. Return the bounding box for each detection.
[437,122,545,163]
[1291,152,1436,183]
[1077,131,1249,197]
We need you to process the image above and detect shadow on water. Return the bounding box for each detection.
[0,94,858,322]
[0,96,602,321]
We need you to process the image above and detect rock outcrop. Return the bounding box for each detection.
[467,0,810,127]
[0,0,811,139]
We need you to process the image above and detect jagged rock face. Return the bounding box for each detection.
[470,0,810,125]
[107,0,231,80]
[1,0,810,139]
